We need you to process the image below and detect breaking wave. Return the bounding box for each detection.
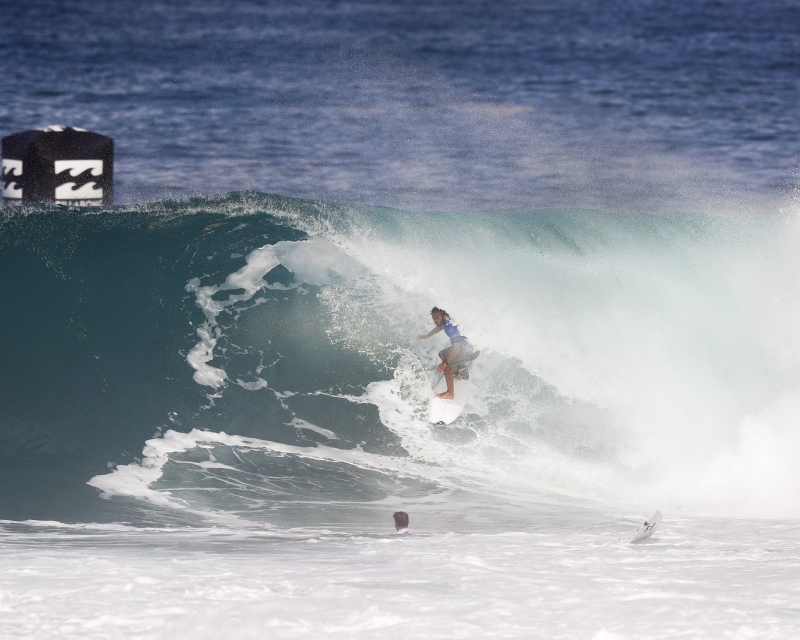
[2,191,800,526]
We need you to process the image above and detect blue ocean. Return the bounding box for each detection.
[2,1,800,638]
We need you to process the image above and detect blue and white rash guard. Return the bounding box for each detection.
[442,319,469,345]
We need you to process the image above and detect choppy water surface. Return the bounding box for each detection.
[1,0,798,211]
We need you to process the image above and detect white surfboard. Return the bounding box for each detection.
[627,510,662,544]
[429,374,471,425]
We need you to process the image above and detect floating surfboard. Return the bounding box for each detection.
[627,510,662,544]
[429,374,471,425]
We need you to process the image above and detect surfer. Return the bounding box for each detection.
[416,307,479,400]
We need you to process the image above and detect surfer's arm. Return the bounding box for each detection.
[416,325,443,340]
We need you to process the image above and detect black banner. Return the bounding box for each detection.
[2,126,113,205]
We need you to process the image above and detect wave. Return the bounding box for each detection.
[2,191,800,525]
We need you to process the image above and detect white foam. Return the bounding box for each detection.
[2,515,799,639]
[184,238,368,389]
[268,204,800,518]
[630,392,800,517]
[289,418,338,440]
[277,237,368,285]
[184,321,227,388]
[236,378,269,391]
[88,427,456,513]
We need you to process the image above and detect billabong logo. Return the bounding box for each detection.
[55,159,103,177]
[54,159,103,200]
[2,159,23,199]
[55,183,104,200]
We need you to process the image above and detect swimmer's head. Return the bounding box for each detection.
[393,511,409,530]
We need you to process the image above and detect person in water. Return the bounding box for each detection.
[416,307,479,400]
[393,511,410,534]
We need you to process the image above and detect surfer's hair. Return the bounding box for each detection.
[393,511,409,528]
[430,307,450,322]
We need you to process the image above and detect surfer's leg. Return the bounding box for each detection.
[449,348,478,381]
[438,347,452,364]
[437,364,455,399]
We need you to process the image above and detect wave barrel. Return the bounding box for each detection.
[2,125,113,206]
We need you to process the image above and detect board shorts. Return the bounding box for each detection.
[439,344,480,380]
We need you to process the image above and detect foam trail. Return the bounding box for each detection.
[88,427,457,508]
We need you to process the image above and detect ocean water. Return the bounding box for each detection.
[2,0,799,211]
[2,1,800,638]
